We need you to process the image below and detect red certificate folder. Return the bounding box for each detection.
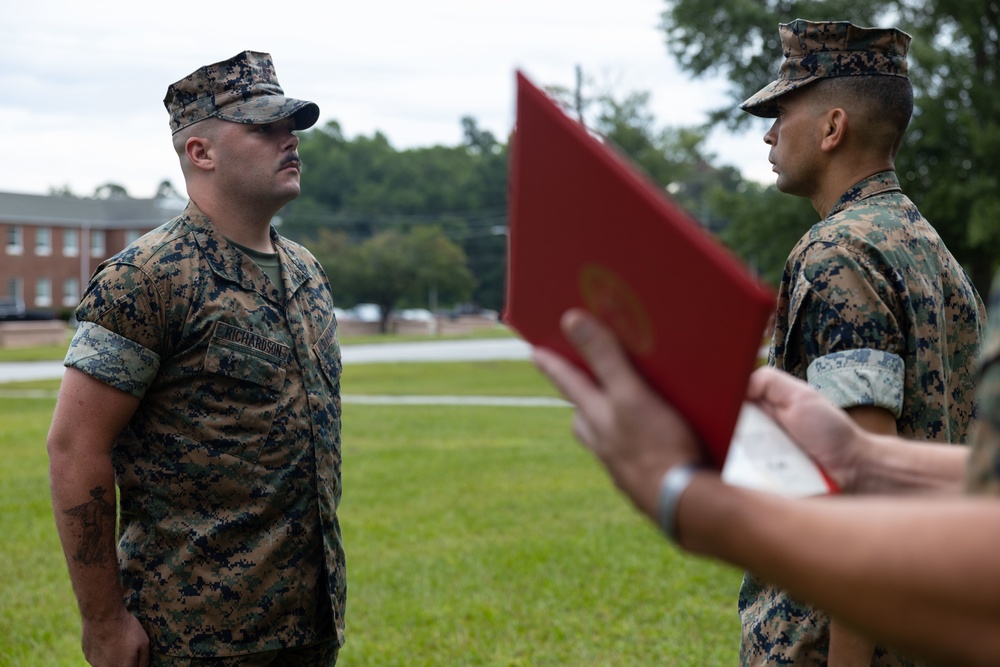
[503,71,775,469]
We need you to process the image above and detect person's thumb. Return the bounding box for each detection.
[561,309,636,391]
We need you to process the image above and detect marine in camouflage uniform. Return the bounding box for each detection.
[50,52,345,663]
[736,20,986,666]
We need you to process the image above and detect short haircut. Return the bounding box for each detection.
[171,118,223,175]
[808,75,914,156]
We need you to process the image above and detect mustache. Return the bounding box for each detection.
[281,155,302,169]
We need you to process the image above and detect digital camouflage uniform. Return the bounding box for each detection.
[966,271,1000,495]
[62,52,344,659]
[737,170,985,666]
[738,21,986,666]
[66,202,345,657]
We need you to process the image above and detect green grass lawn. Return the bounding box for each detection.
[0,361,741,666]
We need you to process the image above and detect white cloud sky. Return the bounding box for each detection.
[1,0,775,199]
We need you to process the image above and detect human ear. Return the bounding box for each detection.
[185,136,214,172]
[820,108,847,152]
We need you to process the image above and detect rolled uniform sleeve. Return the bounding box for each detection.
[64,262,165,399]
[807,348,905,416]
[65,322,161,398]
[792,242,906,412]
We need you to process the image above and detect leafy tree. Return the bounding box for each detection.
[48,185,77,198]
[714,182,818,286]
[660,1,885,128]
[660,0,1000,292]
[155,180,183,200]
[896,1,1000,290]
[312,226,475,333]
[291,120,505,221]
[456,117,509,309]
[282,119,507,311]
[93,183,130,200]
[595,90,710,188]
[461,115,500,155]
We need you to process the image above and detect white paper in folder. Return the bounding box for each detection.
[722,403,839,497]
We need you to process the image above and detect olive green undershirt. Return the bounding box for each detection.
[228,239,283,294]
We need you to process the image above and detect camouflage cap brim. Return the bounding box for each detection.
[739,77,819,118]
[216,96,320,131]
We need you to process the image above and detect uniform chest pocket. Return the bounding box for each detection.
[204,340,287,391]
[194,328,289,463]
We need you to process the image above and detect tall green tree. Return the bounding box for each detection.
[311,226,475,333]
[896,1,1000,290]
[661,0,1000,292]
[281,119,507,311]
[714,182,818,286]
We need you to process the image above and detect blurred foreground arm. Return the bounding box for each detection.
[533,309,1000,667]
[48,368,149,667]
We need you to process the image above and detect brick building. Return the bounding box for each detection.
[0,191,186,316]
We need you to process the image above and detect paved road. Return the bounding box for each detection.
[0,338,534,383]
[343,338,531,364]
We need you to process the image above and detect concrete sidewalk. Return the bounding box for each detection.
[0,338,533,383]
[0,387,569,407]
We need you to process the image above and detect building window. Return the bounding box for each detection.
[36,278,52,308]
[90,230,105,258]
[63,278,80,307]
[64,228,79,257]
[8,277,22,302]
[6,226,23,255]
[125,229,142,246]
[35,227,52,256]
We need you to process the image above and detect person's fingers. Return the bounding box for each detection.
[746,366,811,416]
[745,365,771,402]
[747,367,781,413]
[560,309,641,394]
[532,346,606,415]
[571,410,599,452]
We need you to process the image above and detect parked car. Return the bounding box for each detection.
[395,308,434,321]
[0,297,25,321]
[350,303,383,322]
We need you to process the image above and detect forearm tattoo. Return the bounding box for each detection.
[62,485,116,566]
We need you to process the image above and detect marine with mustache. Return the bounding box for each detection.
[48,51,346,667]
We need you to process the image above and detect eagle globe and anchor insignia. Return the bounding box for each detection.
[578,263,655,357]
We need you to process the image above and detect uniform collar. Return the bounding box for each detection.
[178,201,311,303]
[827,171,902,218]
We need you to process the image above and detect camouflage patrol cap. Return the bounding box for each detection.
[740,19,911,118]
[164,50,320,134]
